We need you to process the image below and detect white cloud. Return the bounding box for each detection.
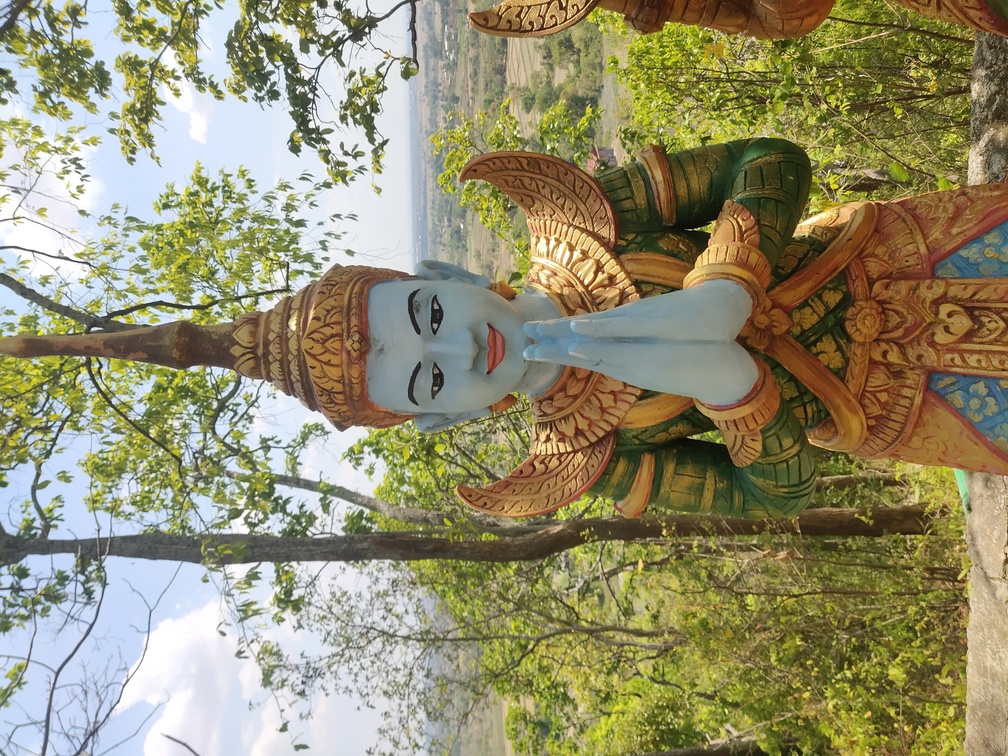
[118,597,385,756]
[161,51,212,144]
[168,82,210,144]
[118,602,233,756]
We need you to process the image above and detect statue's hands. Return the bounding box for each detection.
[522,282,760,407]
[527,280,753,344]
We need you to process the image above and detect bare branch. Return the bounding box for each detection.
[162,733,205,756]
[40,577,108,756]
[0,271,132,332]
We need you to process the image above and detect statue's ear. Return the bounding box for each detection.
[414,260,489,287]
[414,409,490,433]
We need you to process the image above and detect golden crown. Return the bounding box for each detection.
[230,263,413,431]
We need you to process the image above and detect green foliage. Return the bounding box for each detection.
[1,0,418,181]
[404,463,967,755]
[347,407,532,522]
[0,2,981,751]
[344,400,967,754]
[429,100,600,276]
[518,23,604,118]
[0,115,356,749]
[611,1,973,204]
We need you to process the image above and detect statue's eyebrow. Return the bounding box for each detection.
[407,361,422,406]
[407,288,421,335]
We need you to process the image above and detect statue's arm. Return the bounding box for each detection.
[592,400,817,519]
[601,138,812,268]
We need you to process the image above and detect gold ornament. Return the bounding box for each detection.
[231,264,414,431]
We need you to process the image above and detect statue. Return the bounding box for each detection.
[468,0,1008,41]
[4,139,1008,522]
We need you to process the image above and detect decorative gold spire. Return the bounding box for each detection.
[0,263,415,432]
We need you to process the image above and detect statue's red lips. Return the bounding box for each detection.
[487,324,504,374]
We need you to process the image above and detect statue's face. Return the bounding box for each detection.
[365,279,532,413]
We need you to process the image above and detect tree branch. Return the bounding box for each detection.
[0,0,35,41]
[10,505,938,567]
[0,271,132,332]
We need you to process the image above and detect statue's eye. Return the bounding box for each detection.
[430,295,443,335]
[431,363,444,400]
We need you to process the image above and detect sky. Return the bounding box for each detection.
[0,9,428,756]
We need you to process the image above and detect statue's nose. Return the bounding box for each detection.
[425,329,477,369]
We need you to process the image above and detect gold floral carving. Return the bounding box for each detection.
[867,278,1008,376]
[744,0,834,38]
[527,226,639,324]
[883,391,1008,472]
[490,0,835,39]
[794,188,1008,461]
[525,225,642,452]
[890,184,1008,268]
[844,300,884,343]
[739,297,792,353]
[468,0,599,37]
[456,436,615,517]
[808,201,933,456]
[459,151,618,247]
[843,365,927,459]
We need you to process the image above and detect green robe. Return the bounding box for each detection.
[590,139,823,518]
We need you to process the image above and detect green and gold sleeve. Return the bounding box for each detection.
[597,138,812,268]
[591,400,817,519]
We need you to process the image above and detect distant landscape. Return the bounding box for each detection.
[409,0,610,278]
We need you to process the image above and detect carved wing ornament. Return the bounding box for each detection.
[455,155,641,516]
[455,436,616,517]
[459,151,618,248]
[467,0,600,38]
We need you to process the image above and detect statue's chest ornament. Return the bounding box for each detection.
[525,225,643,454]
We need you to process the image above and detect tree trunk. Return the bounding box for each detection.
[1,505,936,567]
[968,32,1008,185]
[964,30,1008,756]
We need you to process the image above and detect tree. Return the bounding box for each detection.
[610,0,975,203]
[0,505,944,566]
[0,108,969,754]
[1,5,989,750]
[0,0,420,182]
[428,100,600,277]
[0,113,354,753]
